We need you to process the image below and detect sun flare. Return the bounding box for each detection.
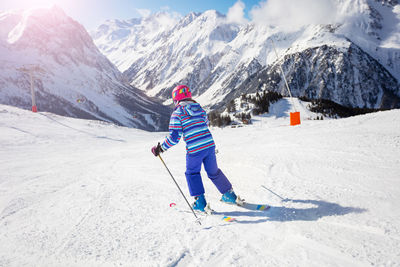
[7,0,66,9]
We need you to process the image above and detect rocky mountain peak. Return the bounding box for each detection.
[93,1,399,111]
[0,7,171,130]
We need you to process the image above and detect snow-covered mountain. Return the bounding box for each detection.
[227,41,399,110]
[91,12,182,73]
[93,0,400,110]
[0,6,171,131]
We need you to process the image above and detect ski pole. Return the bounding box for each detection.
[261,185,288,202]
[158,155,201,224]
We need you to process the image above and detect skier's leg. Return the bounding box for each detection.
[185,151,206,196]
[203,147,232,194]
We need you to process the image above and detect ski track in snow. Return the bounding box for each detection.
[0,104,400,266]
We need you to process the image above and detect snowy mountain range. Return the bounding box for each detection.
[92,0,400,110]
[1,1,398,132]
[0,7,171,131]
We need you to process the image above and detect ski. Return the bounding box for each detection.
[239,202,271,211]
[221,196,271,211]
[194,203,238,223]
[170,202,237,223]
[203,203,237,222]
[237,196,271,211]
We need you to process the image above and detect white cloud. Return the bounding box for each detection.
[154,12,182,29]
[159,6,182,21]
[227,0,248,24]
[136,8,151,18]
[250,0,340,30]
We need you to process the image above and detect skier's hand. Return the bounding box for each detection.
[151,142,164,157]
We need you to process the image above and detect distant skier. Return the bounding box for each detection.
[151,85,238,212]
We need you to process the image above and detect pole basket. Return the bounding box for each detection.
[32,106,37,113]
[290,112,300,126]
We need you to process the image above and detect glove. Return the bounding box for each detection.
[151,142,164,157]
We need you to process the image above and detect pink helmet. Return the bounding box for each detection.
[172,85,192,102]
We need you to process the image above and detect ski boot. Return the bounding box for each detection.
[192,194,207,212]
[221,189,245,206]
[221,189,237,204]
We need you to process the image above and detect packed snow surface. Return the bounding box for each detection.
[0,103,400,266]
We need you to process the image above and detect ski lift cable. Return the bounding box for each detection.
[271,39,297,112]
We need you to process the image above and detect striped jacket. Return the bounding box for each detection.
[161,101,215,154]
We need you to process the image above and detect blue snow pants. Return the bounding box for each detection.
[185,147,232,196]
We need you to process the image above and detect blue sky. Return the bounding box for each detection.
[0,0,263,30]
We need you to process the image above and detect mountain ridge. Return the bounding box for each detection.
[0,6,171,131]
[93,0,400,110]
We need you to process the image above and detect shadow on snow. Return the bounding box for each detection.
[214,199,367,224]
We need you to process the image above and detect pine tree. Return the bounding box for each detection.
[227,100,236,113]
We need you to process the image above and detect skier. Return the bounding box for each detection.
[151,85,238,212]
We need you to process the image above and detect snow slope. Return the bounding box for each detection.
[0,104,400,266]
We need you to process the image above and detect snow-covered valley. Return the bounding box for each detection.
[1,102,399,266]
